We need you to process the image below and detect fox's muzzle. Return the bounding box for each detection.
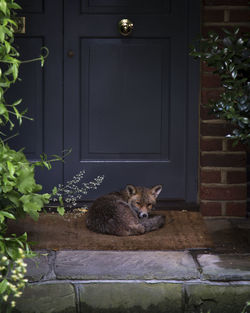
[139,212,148,219]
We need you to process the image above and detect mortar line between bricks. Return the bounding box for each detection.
[73,284,81,313]
[204,22,250,26]
[203,5,250,9]
[189,251,203,278]
[42,250,56,281]
[26,279,250,285]
[201,166,246,171]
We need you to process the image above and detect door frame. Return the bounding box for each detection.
[185,0,200,205]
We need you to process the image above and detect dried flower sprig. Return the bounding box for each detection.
[51,170,104,208]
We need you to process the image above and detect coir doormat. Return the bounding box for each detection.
[7,211,213,250]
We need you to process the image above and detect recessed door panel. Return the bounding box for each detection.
[80,39,170,160]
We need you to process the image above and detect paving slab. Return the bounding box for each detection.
[198,254,250,281]
[185,284,250,313]
[78,282,182,313]
[55,250,199,280]
[24,251,52,282]
[13,283,76,313]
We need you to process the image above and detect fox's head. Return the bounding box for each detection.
[125,184,162,218]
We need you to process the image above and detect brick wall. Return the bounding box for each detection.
[200,0,250,217]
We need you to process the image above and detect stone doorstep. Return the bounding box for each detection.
[12,251,250,313]
[24,250,250,282]
[54,251,199,280]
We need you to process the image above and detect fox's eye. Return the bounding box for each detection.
[136,201,141,205]
[147,203,152,208]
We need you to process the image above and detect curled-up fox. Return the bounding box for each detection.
[86,184,165,236]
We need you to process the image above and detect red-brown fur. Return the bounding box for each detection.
[86,185,165,236]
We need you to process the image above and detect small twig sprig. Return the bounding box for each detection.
[51,170,104,208]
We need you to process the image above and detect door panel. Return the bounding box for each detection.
[64,0,198,201]
[80,0,170,14]
[9,38,44,158]
[80,39,169,159]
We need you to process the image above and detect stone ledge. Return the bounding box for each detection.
[197,254,250,281]
[13,281,250,313]
[55,251,199,280]
[24,250,53,282]
[78,282,182,313]
[185,283,250,313]
[14,251,250,313]
[13,283,76,313]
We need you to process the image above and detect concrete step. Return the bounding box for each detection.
[12,251,250,313]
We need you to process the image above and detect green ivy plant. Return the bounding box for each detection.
[0,1,61,311]
[190,28,250,146]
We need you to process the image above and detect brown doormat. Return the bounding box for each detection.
[7,211,213,250]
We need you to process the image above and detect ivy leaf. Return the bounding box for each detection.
[52,186,58,195]
[0,279,8,294]
[57,206,65,216]
[0,102,7,114]
[7,190,21,207]
[12,63,19,81]
[20,194,43,221]
[9,2,22,10]
[6,243,20,259]
[0,25,5,42]
[231,70,237,79]
[5,40,10,53]
[0,0,7,15]
[223,37,232,47]
[237,38,244,46]
[7,160,15,177]
[16,165,36,194]
[0,211,15,219]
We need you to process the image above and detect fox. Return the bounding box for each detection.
[86,184,165,236]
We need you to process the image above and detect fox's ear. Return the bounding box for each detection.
[125,184,136,196]
[151,185,162,198]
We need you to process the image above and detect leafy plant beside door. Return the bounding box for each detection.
[190,28,250,146]
[0,1,59,311]
[0,1,105,311]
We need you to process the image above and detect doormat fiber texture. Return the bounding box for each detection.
[8,211,213,250]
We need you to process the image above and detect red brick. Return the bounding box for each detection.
[201,89,222,105]
[204,0,249,6]
[226,139,247,152]
[225,202,246,216]
[202,74,221,88]
[230,9,250,22]
[201,153,246,167]
[226,170,246,184]
[200,185,247,200]
[200,105,218,120]
[203,9,225,22]
[201,169,221,183]
[200,201,222,216]
[202,62,217,73]
[201,122,233,136]
[200,138,223,151]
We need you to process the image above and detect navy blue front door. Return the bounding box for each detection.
[12,0,200,204]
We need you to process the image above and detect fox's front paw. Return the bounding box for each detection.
[156,215,166,227]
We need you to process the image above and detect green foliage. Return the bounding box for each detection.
[0,0,48,131]
[190,28,250,146]
[0,1,54,310]
[0,143,52,221]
